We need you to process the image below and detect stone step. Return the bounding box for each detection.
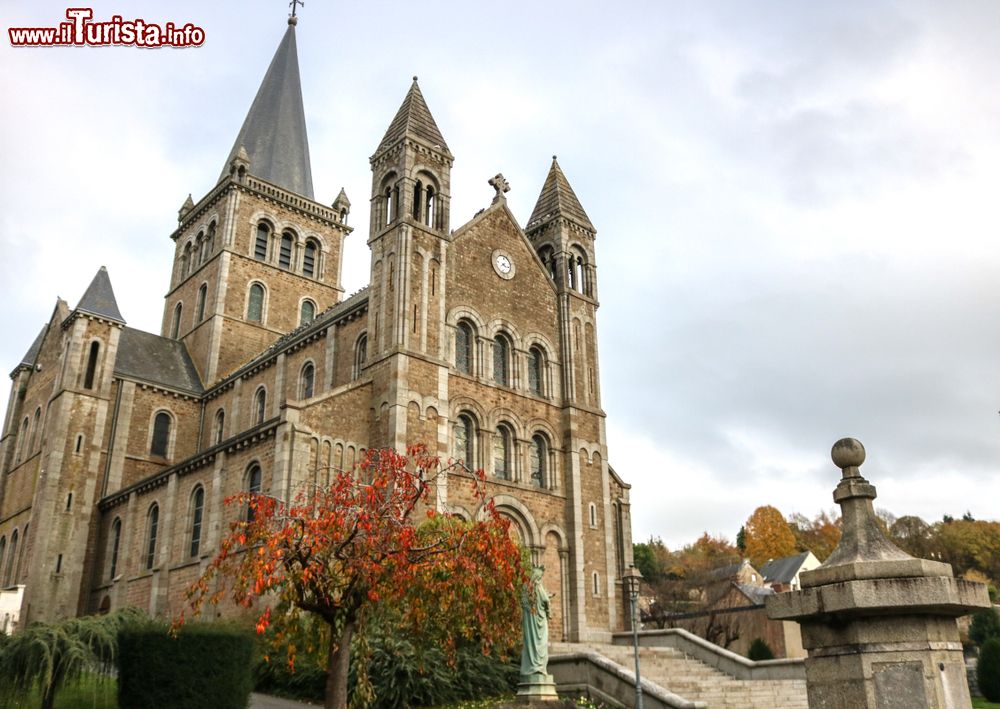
[555,641,808,709]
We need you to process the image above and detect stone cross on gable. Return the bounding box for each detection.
[489,173,510,204]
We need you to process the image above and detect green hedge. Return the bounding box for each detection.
[118,621,254,709]
[981,637,1000,703]
[747,638,775,661]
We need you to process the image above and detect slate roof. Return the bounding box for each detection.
[760,551,813,585]
[115,327,203,395]
[76,266,125,323]
[18,326,46,368]
[213,287,370,391]
[219,22,314,199]
[736,583,774,604]
[374,78,450,157]
[703,561,745,583]
[526,157,595,233]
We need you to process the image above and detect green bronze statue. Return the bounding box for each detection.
[520,565,551,675]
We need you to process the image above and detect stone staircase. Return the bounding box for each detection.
[552,641,808,709]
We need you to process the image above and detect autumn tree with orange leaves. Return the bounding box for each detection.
[743,505,797,568]
[183,445,526,709]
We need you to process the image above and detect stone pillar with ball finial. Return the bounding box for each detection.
[767,438,990,708]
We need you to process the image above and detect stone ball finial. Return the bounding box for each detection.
[832,437,865,471]
[288,15,298,26]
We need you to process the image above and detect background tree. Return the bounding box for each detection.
[633,536,670,583]
[787,510,841,561]
[888,515,935,559]
[970,608,1000,648]
[935,518,1000,583]
[742,505,797,568]
[185,445,525,709]
[640,533,740,625]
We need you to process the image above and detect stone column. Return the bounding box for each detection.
[767,438,990,709]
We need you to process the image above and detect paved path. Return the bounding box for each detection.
[249,692,319,708]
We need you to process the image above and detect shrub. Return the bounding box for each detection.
[0,607,142,709]
[118,620,254,709]
[971,608,1000,647]
[747,638,775,661]
[350,632,517,708]
[980,637,1000,702]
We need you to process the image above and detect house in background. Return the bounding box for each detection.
[760,551,820,592]
[658,552,819,658]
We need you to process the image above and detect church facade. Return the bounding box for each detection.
[0,19,633,642]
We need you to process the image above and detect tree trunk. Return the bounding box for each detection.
[325,621,354,709]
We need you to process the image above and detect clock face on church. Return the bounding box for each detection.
[492,250,515,280]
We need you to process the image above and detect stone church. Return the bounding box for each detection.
[0,17,633,641]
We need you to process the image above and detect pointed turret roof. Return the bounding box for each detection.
[76,266,125,324]
[219,20,314,199]
[526,156,595,233]
[18,326,46,368]
[374,77,450,157]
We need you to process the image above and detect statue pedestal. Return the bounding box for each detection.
[516,671,559,702]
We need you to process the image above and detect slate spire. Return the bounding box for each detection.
[374,77,451,158]
[75,266,125,324]
[219,20,314,199]
[526,156,595,233]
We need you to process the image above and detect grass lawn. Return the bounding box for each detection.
[7,676,117,709]
[973,699,1000,709]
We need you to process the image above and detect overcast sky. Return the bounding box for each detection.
[3,0,999,549]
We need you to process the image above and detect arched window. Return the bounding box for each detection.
[530,434,548,488]
[528,346,544,396]
[589,502,598,527]
[493,334,510,386]
[0,537,6,586]
[425,185,435,227]
[196,283,207,322]
[247,283,265,323]
[84,340,100,389]
[195,232,205,266]
[569,247,588,294]
[279,232,294,269]
[214,408,225,445]
[412,180,424,220]
[493,424,512,480]
[206,221,216,256]
[538,245,557,281]
[30,407,41,451]
[145,504,159,570]
[246,464,263,523]
[300,362,315,399]
[353,333,367,380]
[254,223,269,261]
[300,299,316,326]
[455,321,474,375]
[109,518,121,578]
[455,413,475,468]
[592,571,600,596]
[15,418,29,464]
[150,412,171,457]
[190,486,205,558]
[254,388,266,425]
[4,530,18,585]
[182,242,192,277]
[171,302,182,339]
[303,240,318,277]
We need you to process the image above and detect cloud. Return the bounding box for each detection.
[4,0,1000,552]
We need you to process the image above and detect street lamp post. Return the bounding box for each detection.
[623,565,644,709]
